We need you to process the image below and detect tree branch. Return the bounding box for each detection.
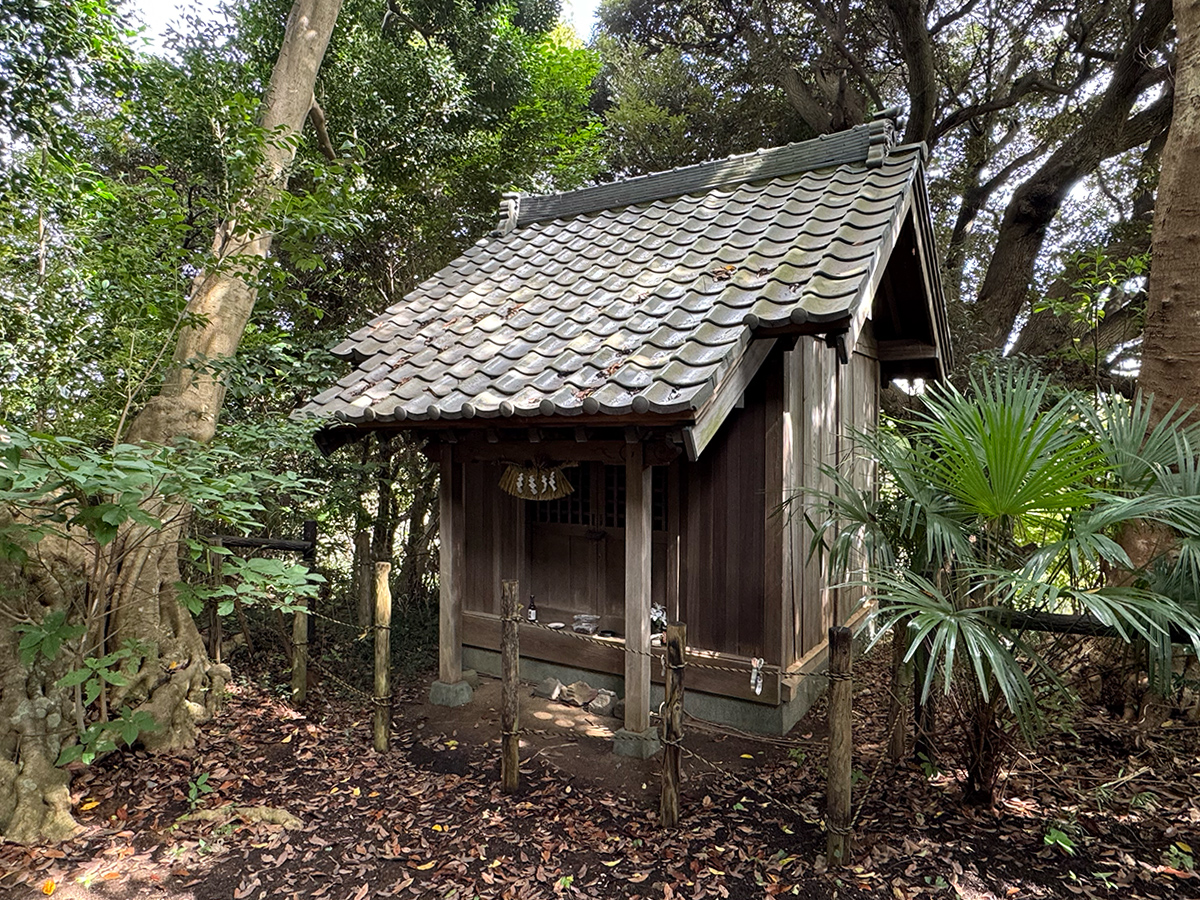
[308,97,337,162]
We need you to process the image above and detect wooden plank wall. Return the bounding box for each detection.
[836,343,880,623]
[793,337,840,659]
[681,374,767,658]
[462,461,525,615]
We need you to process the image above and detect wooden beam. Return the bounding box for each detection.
[876,340,939,362]
[624,442,653,734]
[438,444,465,684]
[683,338,776,461]
[461,611,782,704]
[453,440,627,465]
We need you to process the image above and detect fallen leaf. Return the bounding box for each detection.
[41,879,55,896]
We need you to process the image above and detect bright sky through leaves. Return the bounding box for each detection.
[133,0,599,48]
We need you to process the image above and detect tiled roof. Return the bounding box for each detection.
[297,120,927,428]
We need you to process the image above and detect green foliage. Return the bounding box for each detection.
[56,642,145,706]
[0,0,134,143]
[0,424,314,553]
[14,611,86,666]
[56,706,160,766]
[187,772,214,810]
[807,368,1200,798]
[594,36,810,175]
[1044,825,1077,856]
[178,544,324,616]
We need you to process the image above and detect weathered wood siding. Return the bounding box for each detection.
[680,368,767,658]
[780,330,880,666]
[836,334,880,623]
[462,461,525,615]
[463,461,666,630]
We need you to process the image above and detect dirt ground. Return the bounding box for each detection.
[1,641,1198,900]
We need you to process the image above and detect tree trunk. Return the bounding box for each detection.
[1140,0,1200,415]
[972,0,1174,349]
[0,0,343,843]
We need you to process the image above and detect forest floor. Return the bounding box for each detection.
[1,640,1198,900]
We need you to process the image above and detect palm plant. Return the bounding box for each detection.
[810,368,1200,804]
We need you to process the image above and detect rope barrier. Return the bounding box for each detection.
[522,617,779,676]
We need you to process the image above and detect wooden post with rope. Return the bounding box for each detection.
[290,600,308,706]
[826,625,853,867]
[354,531,372,627]
[500,579,520,792]
[660,622,686,828]
[373,561,393,752]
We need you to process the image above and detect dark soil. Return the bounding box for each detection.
[1,639,1198,899]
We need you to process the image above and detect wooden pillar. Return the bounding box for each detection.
[354,530,372,627]
[660,622,686,828]
[826,625,853,867]
[291,600,308,705]
[500,579,520,793]
[373,561,392,752]
[624,442,653,735]
[438,444,464,685]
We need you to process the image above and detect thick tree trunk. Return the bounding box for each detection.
[0,0,343,843]
[972,0,1174,349]
[1141,0,1200,415]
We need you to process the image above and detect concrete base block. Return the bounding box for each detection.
[429,679,474,708]
[613,727,660,759]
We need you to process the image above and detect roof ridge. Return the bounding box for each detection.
[504,119,896,232]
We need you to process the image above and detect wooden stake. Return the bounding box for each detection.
[374,561,393,752]
[438,445,465,685]
[500,579,520,793]
[660,622,686,828]
[354,530,371,627]
[885,617,911,762]
[826,625,853,868]
[291,522,319,706]
[624,443,652,735]
[291,598,308,706]
[207,542,223,663]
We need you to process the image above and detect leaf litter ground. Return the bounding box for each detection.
[1,640,1198,899]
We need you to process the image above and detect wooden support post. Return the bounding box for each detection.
[206,542,223,664]
[291,521,319,707]
[500,579,520,793]
[624,443,652,736]
[660,622,686,828]
[374,561,393,752]
[885,618,911,762]
[291,599,308,706]
[354,530,372,627]
[826,625,853,868]
[439,445,464,685]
